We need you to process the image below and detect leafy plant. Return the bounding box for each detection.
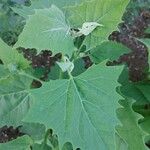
[0,0,150,150]
[0,0,30,46]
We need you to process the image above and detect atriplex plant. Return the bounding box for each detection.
[0,0,150,150]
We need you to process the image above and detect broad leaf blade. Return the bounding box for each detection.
[116,99,148,150]
[136,84,150,103]
[24,63,123,150]
[66,0,129,49]
[0,72,32,126]
[0,136,32,150]
[13,0,85,19]
[139,116,150,147]
[115,133,128,150]
[32,143,52,150]
[62,142,73,150]
[15,5,74,56]
[90,41,130,64]
[0,65,9,79]
[20,122,46,141]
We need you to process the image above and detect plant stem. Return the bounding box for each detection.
[43,129,51,144]
[59,70,63,79]
[67,70,73,79]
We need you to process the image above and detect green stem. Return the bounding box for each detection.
[71,39,85,62]
[43,129,51,144]
[59,70,63,79]
[67,70,73,79]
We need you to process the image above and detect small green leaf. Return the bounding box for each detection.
[71,22,103,37]
[71,58,86,77]
[15,5,74,56]
[0,38,29,69]
[90,41,130,64]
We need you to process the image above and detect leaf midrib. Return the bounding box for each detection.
[71,78,109,149]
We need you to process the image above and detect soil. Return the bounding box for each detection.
[0,125,24,143]
[108,10,150,82]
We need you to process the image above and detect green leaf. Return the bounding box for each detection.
[0,73,32,126]
[0,136,32,150]
[116,99,148,150]
[72,58,86,77]
[20,122,46,141]
[62,142,73,150]
[118,67,150,116]
[35,0,84,8]
[139,116,150,135]
[66,0,129,49]
[0,65,9,79]
[136,84,150,103]
[14,5,74,56]
[32,143,52,150]
[119,83,150,116]
[48,64,61,80]
[13,0,85,19]
[145,27,150,34]
[115,133,127,150]
[139,39,150,51]
[0,38,29,69]
[139,38,150,68]
[12,0,53,19]
[90,41,130,64]
[119,83,148,103]
[24,62,123,150]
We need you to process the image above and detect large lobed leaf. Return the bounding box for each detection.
[139,116,150,138]
[24,62,123,150]
[115,133,127,150]
[116,99,148,150]
[0,66,32,126]
[12,0,85,19]
[66,0,129,50]
[14,5,75,56]
[0,136,32,150]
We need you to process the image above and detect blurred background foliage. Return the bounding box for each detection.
[0,0,150,46]
[123,0,150,24]
[0,0,30,46]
